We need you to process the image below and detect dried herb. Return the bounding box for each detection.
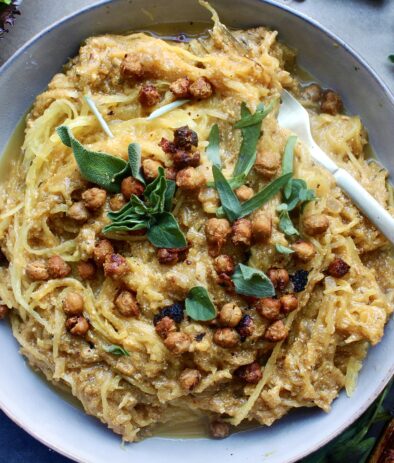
[185,286,216,321]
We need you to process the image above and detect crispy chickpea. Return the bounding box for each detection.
[251,212,272,243]
[109,194,126,211]
[115,290,140,317]
[173,126,198,151]
[170,77,191,98]
[120,53,144,79]
[236,314,254,339]
[0,304,9,320]
[159,137,176,154]
[157,247,188,265]
[254,150,280,179]
[231,218,252,246]
[77,260,96,280]
[82,188,107,211]
[179,368,201,391]
[121,177,145,200]
[320,89,343,115]
[210,420,230,439]
[68,201,89,222]
[235,185,254,202]
[327,258,350,278]
[165,167,177,181]
[103,254,129,279]
[291,240,316,261]
[301,83,322,103]
[264,320,288,342]
[176,167,205,191]
[142,159,163,182]
[164,332,191,354]
[155,316,176,339]
[214,255,234,275]
[303,214,329,236]
[138,83,161,107]
[172,150,200,169]
[93,239,114,266]
[218,302,243,328]
[280,294,298,314]
[63,292,84,316]
[255,297,281,321]
[47,255,71,279]
[267,268,289,291]
[205,218,231,257]
[26,260,49,281]
[213,328,239,348]
[217,273,235,292]
[66,315,90,336]
[235,362,262,384]
[189,77,213,99]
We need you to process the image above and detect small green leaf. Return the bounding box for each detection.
[279,210,299,236]
[104,345,130,356]
[56,125,127,193]
[128,143,146,185]
[234,99,276,129]
[212,165,242,222]
[389,54,394,63]
[282,135,297,175]
[275,244,294,254]
[147,212,187,248]
[185,286,216,321]
[206,124,221,167]
[164,180,176,212]
[239,172,292,218]
[231,264,275,298]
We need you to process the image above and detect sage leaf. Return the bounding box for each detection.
[164,180,176,212]
[104,345,130,356]
[239,172,292,218]
[275,244,294,254]
[234,99,276,129]
[147,212,187,248]
[212,165,242,222]
[279,210,299,236]
[57,125,127,193]
[128,143,145,185]
[103,217,148,234]
[185,286,216,321]
[231,264,275,298]
[206,124,221,167]
[282,135,297,175]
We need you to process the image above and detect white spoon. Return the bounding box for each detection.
[278,90,394,245]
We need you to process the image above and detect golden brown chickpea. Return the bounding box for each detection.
[103,254,129,279]
[303,214,329,236]
[218,302,243,328]
[155,316,177,339]
[236,314,255,339]
[109,194,126,211]
[68,201,89,222]
[189,77,213,99]
[77,260,96,280]
[82,188,107,211]
[291,240,316,262]
[213,328,239,348]
[47,255,71,279]
[66,315,90,336]
[164,332,191,354]
[205,218,231,257]
[302,83,322,103]
[63,291,84,316]
[121,177,145,200]
[264,320,288,342]
[93,239,114,266]
[235,185,253,202]
[251,212,272,243]
[214,255,234,275]
[280,294,298,314]
[115,290,140,317]
[142,159,163,182]
[210,420,230,439]
[0,304,9,320]
[254,150,280,179]
[235,362,262,384]
[320,89,343,115]
[231,218,252,246]
[138,83,161,107]
[327,258,350,278]
[120,54,145,80]
[26,260,49,281]
[267,268,289,291]
[255,297,281,321]
[176,167,205,191]
[179,368,201,391]
[170,77,191,98]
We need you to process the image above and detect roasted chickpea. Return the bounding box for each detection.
[216,273,235,292]
[213,328,239,348]
[280,294,298,314]
[172,150,200,169]
[68,201,89,222]
[138,83,161,107]
[267,267,289,291]
[165,167,177,181]
[109,194,126,211]
[210,420,230,439]
[120,53,144,79]
[291,240,316,261]
[235,362,262,384]
[320,89,343,115]
[255,297,281,321]
[251,212,272,243]
[173,126,198,151]
[303,214,329,236]
[255,150,280,179]
[264,320,288,342]
[63,291,84,316]
[164,332,191,354]
[214,255,234,275]
[236,314,254,339]
[170,77,191,98]
[103,254,129,279]
[66,315,89,336]
[26,260,49,281]
[47,255,71,279]
[82,188,107,211]
[77,260,97,280]
[155,316,176,339]
[121,177,145,200]
[93,239,114,266]
[179,368,201,391]
[115,290,140,317]
[231,218,252,246]
[157,247,188,265]
[218,302,243,328]
[235,185,254,202]
[301,83,322,103]
[205,218,231,257]
[189,77,213,99]
[0,304,9,320]
[176,167,205,191]
[142,159,163,182]
[327,258,350,278]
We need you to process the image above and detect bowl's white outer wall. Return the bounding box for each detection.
[0,1,393,462]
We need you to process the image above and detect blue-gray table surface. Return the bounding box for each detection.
[0,1,393,462]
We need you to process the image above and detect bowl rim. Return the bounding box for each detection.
[0,1,393,462]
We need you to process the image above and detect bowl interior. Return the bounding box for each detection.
[0,1,393,462]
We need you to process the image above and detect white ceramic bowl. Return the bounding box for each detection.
[1,1,393,462]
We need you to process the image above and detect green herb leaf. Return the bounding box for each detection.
[206,124,221,167]
[279,210,299,236]
[147,212,187,248]
[231,264,275,298]
[389,54,394,63]
[275,244,294,254]
[128,143,146,185]
[1,1,13,6]
[234,99,276,129]
[282,135,297,175]
[212,165,242,222]
[56,125,127,193]
[104,345,130,356]
[239,172,292,218]
[164,180,176,212]
[185,286,216,321]
[285,179,316,211]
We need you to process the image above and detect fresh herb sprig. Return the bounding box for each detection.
[231,264,275,298]
[185,286,216,321]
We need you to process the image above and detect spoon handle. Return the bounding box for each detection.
[334,168,394,245]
